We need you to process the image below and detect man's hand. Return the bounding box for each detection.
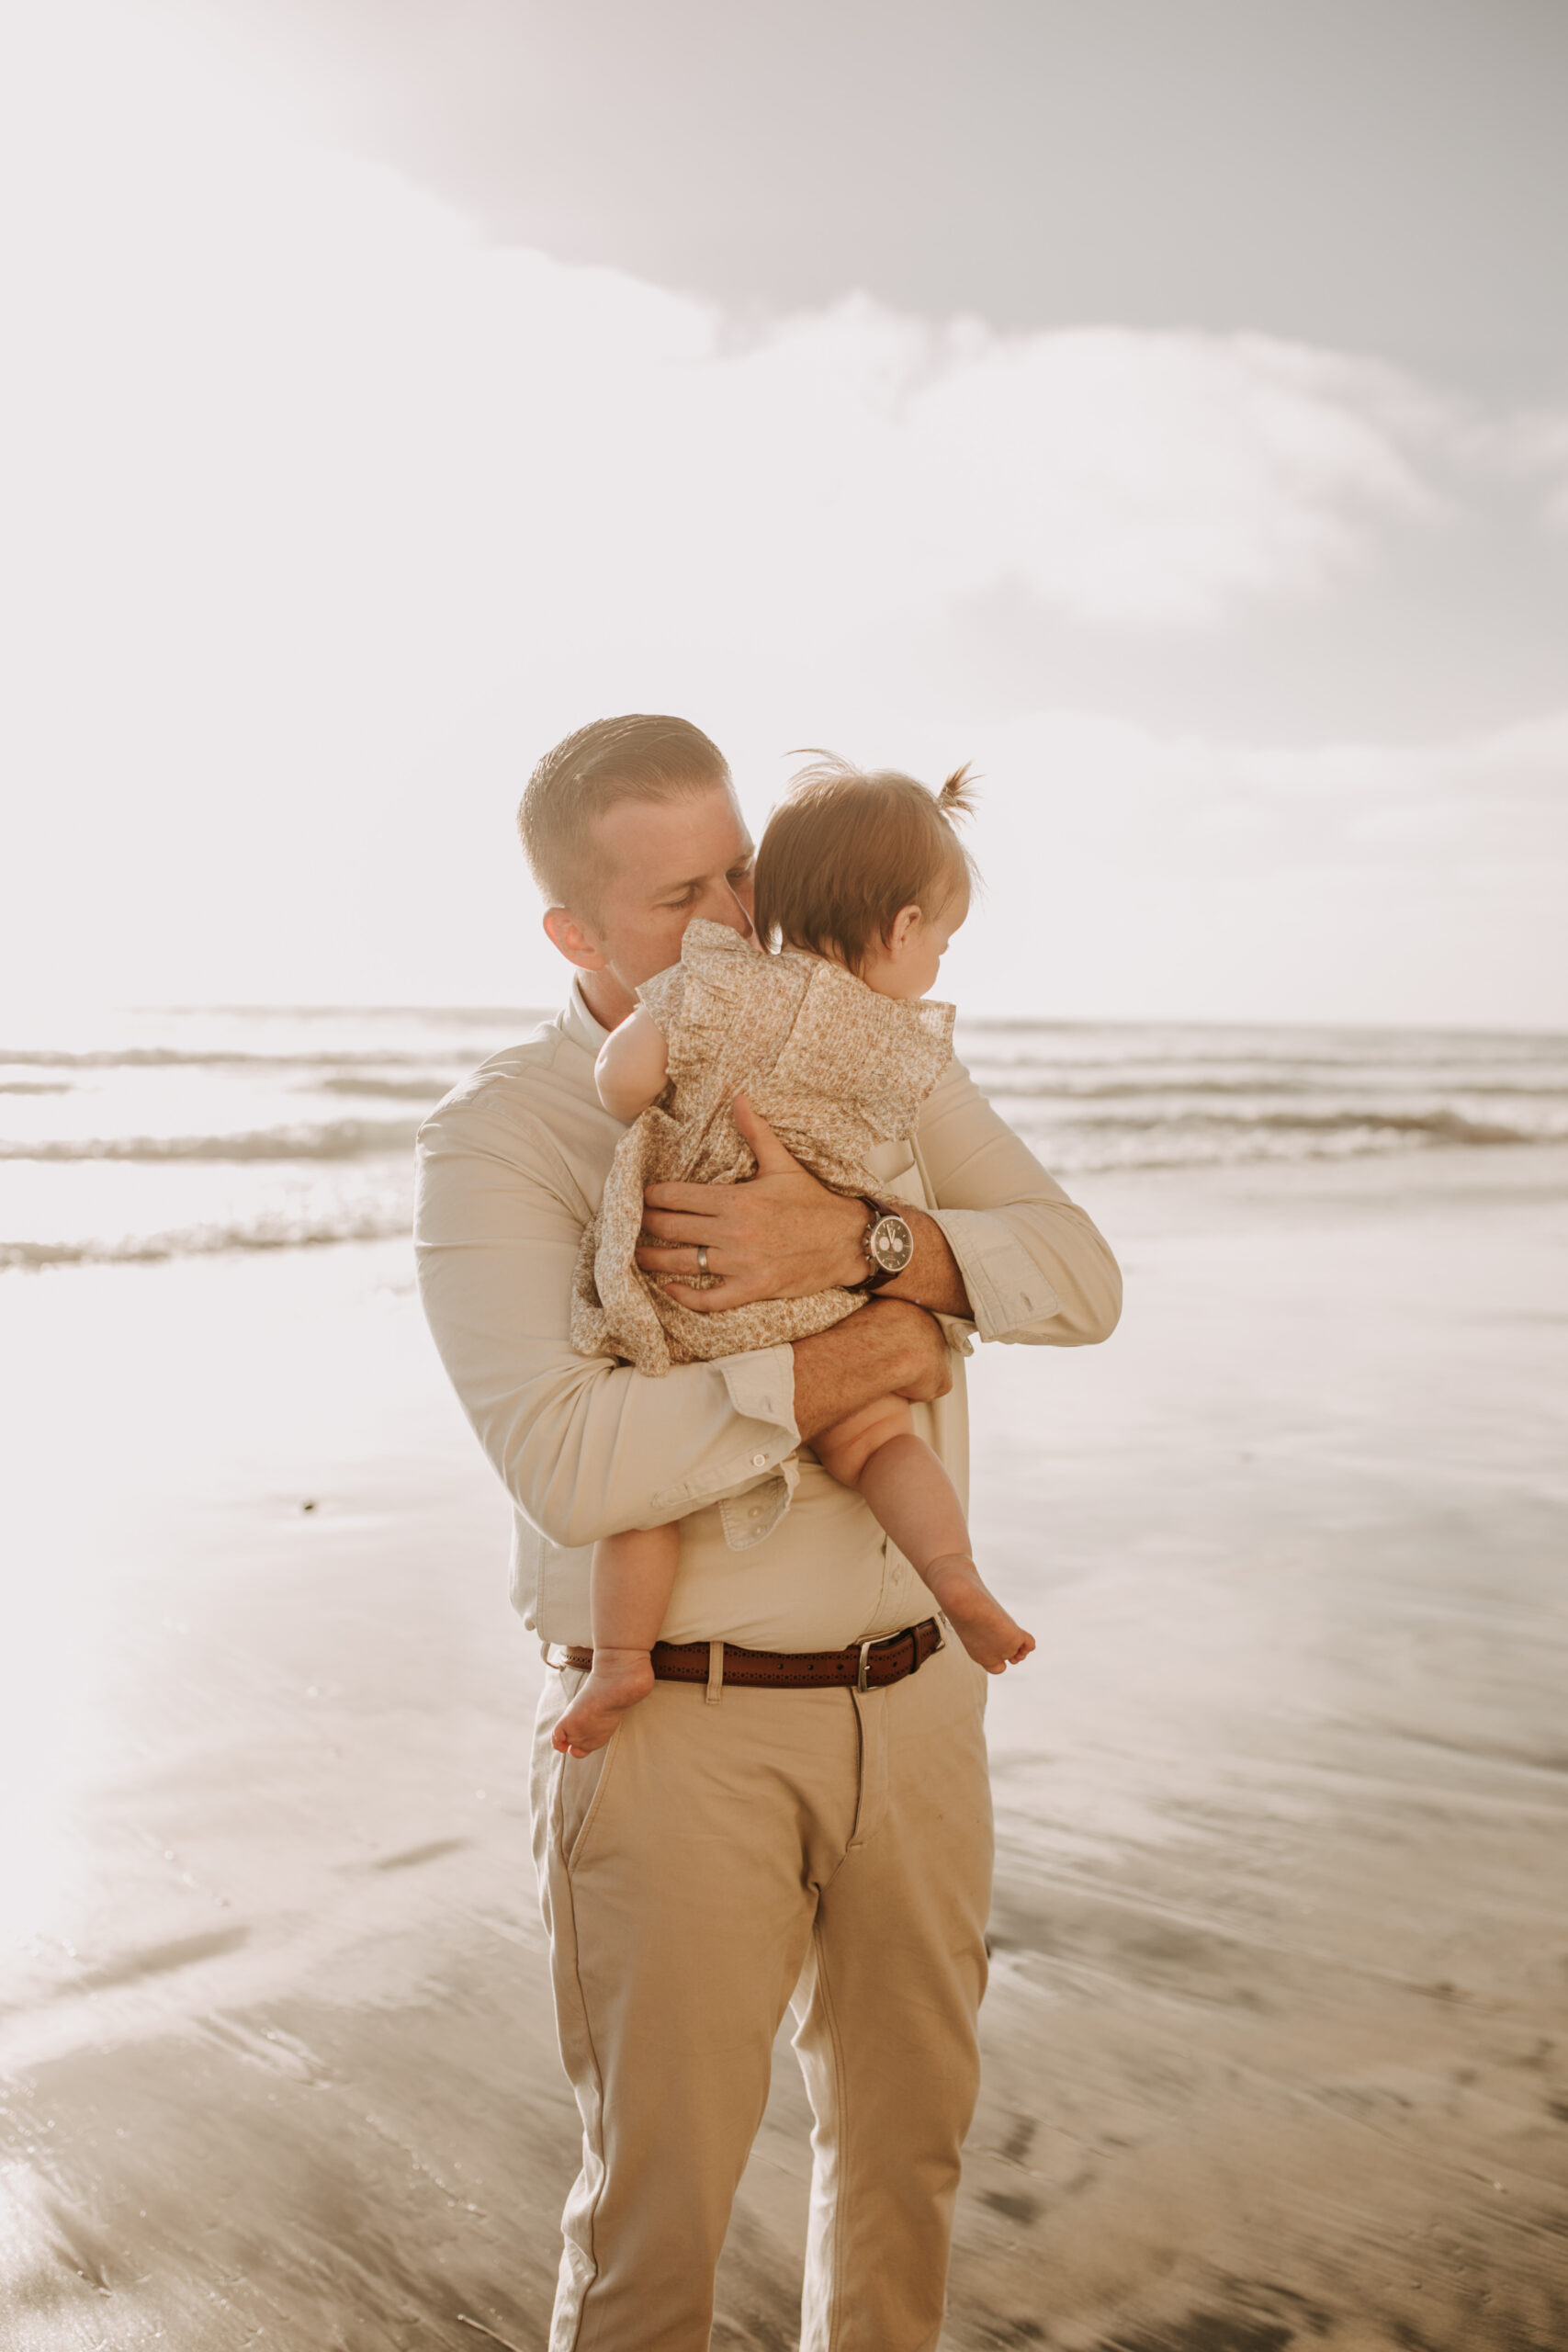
[792,1299,953,1444]
[638,1094,869,1309]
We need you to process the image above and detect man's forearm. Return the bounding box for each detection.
[791,1299,952,1443]
[874,1205,972,1318]
[795,1195,974,1317]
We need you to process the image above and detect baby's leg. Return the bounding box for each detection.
[814,1400,1035,1674]
[552,1521,681,1758]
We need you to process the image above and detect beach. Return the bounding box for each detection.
[3,1124,1565,2350]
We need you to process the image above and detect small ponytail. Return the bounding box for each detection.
[939,763,979,821]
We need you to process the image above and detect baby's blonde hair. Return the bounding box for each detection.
[753,754,978,977]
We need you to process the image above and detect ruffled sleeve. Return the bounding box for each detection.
[636,958,688,1038]
[653,921,807,1102]
[770,960,955,1143]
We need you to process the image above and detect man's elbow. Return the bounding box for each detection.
[1053,1246,1122,1347]
[528,1498,607,1551]
[509,1434,653,1552]
[484,1388,622,1551]
[509,1451,618,1552]
[1078,1264,1122,1345]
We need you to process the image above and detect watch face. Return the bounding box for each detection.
[870,1214,914,1274]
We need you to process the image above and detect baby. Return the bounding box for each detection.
[555,755,1034,1757]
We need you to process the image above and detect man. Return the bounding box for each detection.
[415,714,1121,2351]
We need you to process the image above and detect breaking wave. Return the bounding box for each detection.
[0,1119,420,1165]
[5,1004,1564,1269]
[1,1210,413,1272]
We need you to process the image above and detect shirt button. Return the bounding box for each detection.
[751,1452,766,1467]
[750,1507,762,1520]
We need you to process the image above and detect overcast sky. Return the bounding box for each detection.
[3,0,1564,1024]
[209,0,1568,397]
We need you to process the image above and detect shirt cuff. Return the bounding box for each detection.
[649,1343,801,1551]
[927,1209,1061,1342]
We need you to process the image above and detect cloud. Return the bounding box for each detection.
[2,5,1452,691]
[0,3,1559,1025]
[935,709,1568,1026]
[1505,413,1568,528]
[710,312,1450,627]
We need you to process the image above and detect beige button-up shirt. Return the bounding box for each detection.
[414,978,1121,1651]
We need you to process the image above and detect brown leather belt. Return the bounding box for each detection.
[558,1615,945,1692]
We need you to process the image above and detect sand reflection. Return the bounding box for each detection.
[2,1150,1566,2348]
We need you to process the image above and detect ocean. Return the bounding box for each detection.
[3,1003,1564,1271]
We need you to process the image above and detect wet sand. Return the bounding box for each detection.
[2,1147,1566,2350]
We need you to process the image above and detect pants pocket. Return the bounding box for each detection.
[554,1677,622,1872]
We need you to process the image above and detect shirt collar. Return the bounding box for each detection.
[561,974,612,1058]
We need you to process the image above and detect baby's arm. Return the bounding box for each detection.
[595,1006,671,1123]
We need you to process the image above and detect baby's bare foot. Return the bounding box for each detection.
[552,1648,656,1756]
[923,1555,1035,1674]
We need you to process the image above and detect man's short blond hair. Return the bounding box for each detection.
[517,715,731,911]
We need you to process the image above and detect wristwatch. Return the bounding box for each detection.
[850,1195,915,1293]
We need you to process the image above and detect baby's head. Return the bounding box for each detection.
[754,754,977,1001]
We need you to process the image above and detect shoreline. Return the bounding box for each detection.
[2,1144,1565,2347]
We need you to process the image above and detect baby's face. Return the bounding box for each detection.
[863,887,967,1001]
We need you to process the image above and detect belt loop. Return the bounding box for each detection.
[705,1639,725,1705]
[857,1638,874,1693]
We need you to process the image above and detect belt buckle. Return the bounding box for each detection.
[857,1620,933,1691]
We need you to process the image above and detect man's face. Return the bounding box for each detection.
[571,783,756,995]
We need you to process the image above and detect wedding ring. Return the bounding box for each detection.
[697,1245,710,1274]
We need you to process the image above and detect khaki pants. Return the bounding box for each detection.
[529,1633,994,2352]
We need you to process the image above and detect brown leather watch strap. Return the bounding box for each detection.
[558,1615,945,1691]
[845,1194,901,1295]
